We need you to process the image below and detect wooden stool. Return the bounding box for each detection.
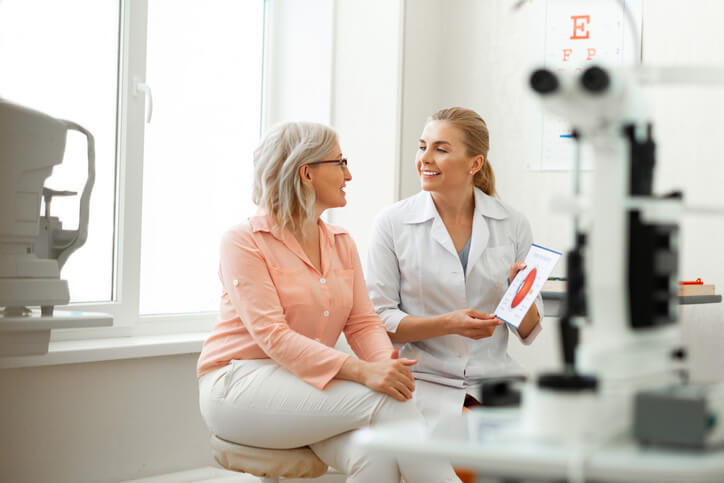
[210,435,329,483]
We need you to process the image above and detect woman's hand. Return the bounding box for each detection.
[443,309,503,340]
[509,261,527,284]
[360,351,417,402]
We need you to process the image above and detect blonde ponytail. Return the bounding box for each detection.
[474,159,495,196]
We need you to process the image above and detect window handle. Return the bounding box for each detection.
[134,78,153,123]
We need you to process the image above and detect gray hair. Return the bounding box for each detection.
[252,121,338,234]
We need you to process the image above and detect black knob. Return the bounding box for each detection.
[530,69,559,95]
[538,372,598,392]
[671,347,687,361]
[581,66,610,93]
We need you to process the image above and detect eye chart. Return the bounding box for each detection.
[531,0,643,171]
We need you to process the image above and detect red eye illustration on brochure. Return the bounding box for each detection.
[511,268,537,308]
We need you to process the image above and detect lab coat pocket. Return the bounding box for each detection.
[481,244,516,286]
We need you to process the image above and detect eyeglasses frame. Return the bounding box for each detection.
[306,158,348,168]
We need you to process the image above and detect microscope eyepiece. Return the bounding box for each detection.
[581,66,610,93]
[530,69,559,95]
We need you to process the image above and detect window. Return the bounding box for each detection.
[0,0,266,337]
[0,0,120,303]
[139,1,263,315]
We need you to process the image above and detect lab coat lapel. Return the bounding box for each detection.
[430,214,458,258]
[466,209,490,278]
[410,192,459,258]
[465,188,510,278]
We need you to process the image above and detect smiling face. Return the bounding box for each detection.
[416,120,483,194]
[306,141,352,212]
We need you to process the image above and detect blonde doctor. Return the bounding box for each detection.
[366,107,543,419]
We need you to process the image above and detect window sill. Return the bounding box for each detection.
[0,331,209,369]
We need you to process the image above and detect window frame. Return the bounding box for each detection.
[52,0,268,341]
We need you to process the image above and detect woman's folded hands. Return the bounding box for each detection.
[337,348,417,402]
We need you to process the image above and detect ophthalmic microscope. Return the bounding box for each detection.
[524,66,700,446]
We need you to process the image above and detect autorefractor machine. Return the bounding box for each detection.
[0,98,112,355]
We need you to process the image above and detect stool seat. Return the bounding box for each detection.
[210,435,328,479]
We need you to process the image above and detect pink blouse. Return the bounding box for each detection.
[197,211,394,390]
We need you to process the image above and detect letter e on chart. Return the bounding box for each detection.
[570,15,590,40]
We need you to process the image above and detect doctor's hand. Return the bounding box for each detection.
[443,309,504,340]
[360,353,417,402]
[509,261,527,284]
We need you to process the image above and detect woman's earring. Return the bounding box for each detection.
[469,170,474,175]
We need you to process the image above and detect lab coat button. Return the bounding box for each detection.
[320,278,326,284]
[323,310,329,317]
[232,279,239,287]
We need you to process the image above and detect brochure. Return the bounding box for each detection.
[494,244,562,328]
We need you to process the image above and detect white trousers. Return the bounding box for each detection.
[198,359,460,483]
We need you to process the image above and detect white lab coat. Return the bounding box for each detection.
[366,188,543,418]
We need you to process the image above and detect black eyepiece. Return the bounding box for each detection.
[581,66,610,93]
[530,69,559,95]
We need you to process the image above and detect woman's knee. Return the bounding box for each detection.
[348,453,400,482]
[371,394,422,425]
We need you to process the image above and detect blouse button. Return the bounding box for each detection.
[323,310,330,317]
[320,278,326,284]
[232,279,239,287]
[315,337,320,342]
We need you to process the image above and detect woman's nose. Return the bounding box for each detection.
[419,148,433,163]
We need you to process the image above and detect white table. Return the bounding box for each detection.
[541,288,722,318]
[354,409,724,483]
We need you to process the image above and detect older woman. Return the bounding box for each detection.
[197,122,460,483]
[366,107,543,420]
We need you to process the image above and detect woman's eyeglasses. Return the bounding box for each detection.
[307,158,348,168]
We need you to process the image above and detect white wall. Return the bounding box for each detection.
[398,0,724,373]
[262,0,403,263]
[262,0,335,127]
[642,0,724,294]
[326,0,403,260]
[0,354,212,482]
[398,0,448,200]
